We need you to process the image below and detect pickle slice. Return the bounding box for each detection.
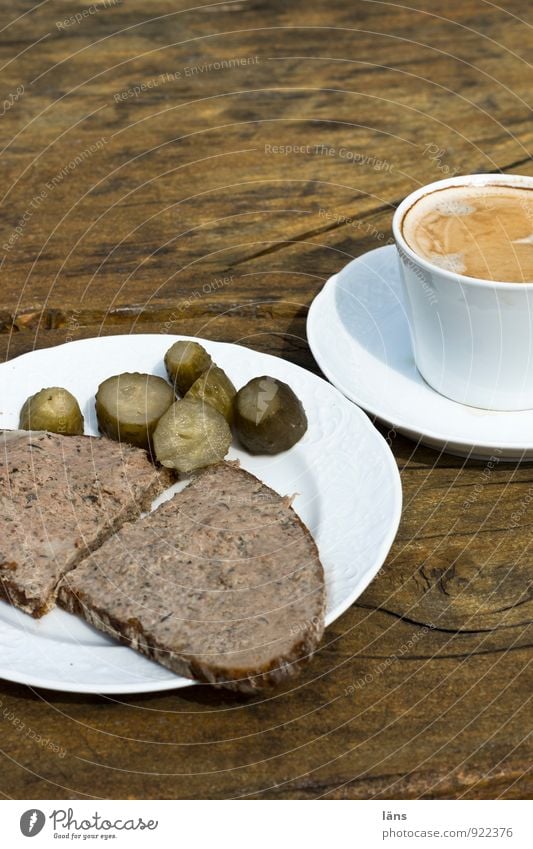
[164,341,212,395]
[152,397,231,474]
[185,365,236,423]
[234,376,307,454]
[19,387,84,435]
[95,372,175,449]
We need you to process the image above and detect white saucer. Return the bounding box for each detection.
[308,245,533,461]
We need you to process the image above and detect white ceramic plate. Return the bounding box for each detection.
[308,245,533,461]
[0,334,401,694]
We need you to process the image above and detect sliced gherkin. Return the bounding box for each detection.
[234,376,307,454]
[185,365,236,423]
[164,341,212,395]
[95,372,175,450]
[152,397,231,474]
[19,387,84,435]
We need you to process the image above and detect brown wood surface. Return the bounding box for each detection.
[0,0,532,800]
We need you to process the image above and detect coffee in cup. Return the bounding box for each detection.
[401,183,533,283]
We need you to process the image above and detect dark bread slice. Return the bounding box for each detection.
[58,462,325,692]
[0,430,173,617]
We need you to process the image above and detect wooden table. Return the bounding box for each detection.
[0,0,531,800]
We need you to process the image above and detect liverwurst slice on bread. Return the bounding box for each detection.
[0,430,173,617]
[59,462,325,692]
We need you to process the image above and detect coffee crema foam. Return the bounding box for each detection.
[401,184,533,283]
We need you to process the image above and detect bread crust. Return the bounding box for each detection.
[59,462,326,692]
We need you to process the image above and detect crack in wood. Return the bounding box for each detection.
[354,602,531,634]
[0,301,309,334]
[237,759,532,800]
[224,200,400,269]
[358,644,533,661]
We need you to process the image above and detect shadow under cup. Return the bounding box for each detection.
[392,174,533,412]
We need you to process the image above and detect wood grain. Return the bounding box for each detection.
[0,0,531,800]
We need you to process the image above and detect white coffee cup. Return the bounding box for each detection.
[392,173,533,411]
